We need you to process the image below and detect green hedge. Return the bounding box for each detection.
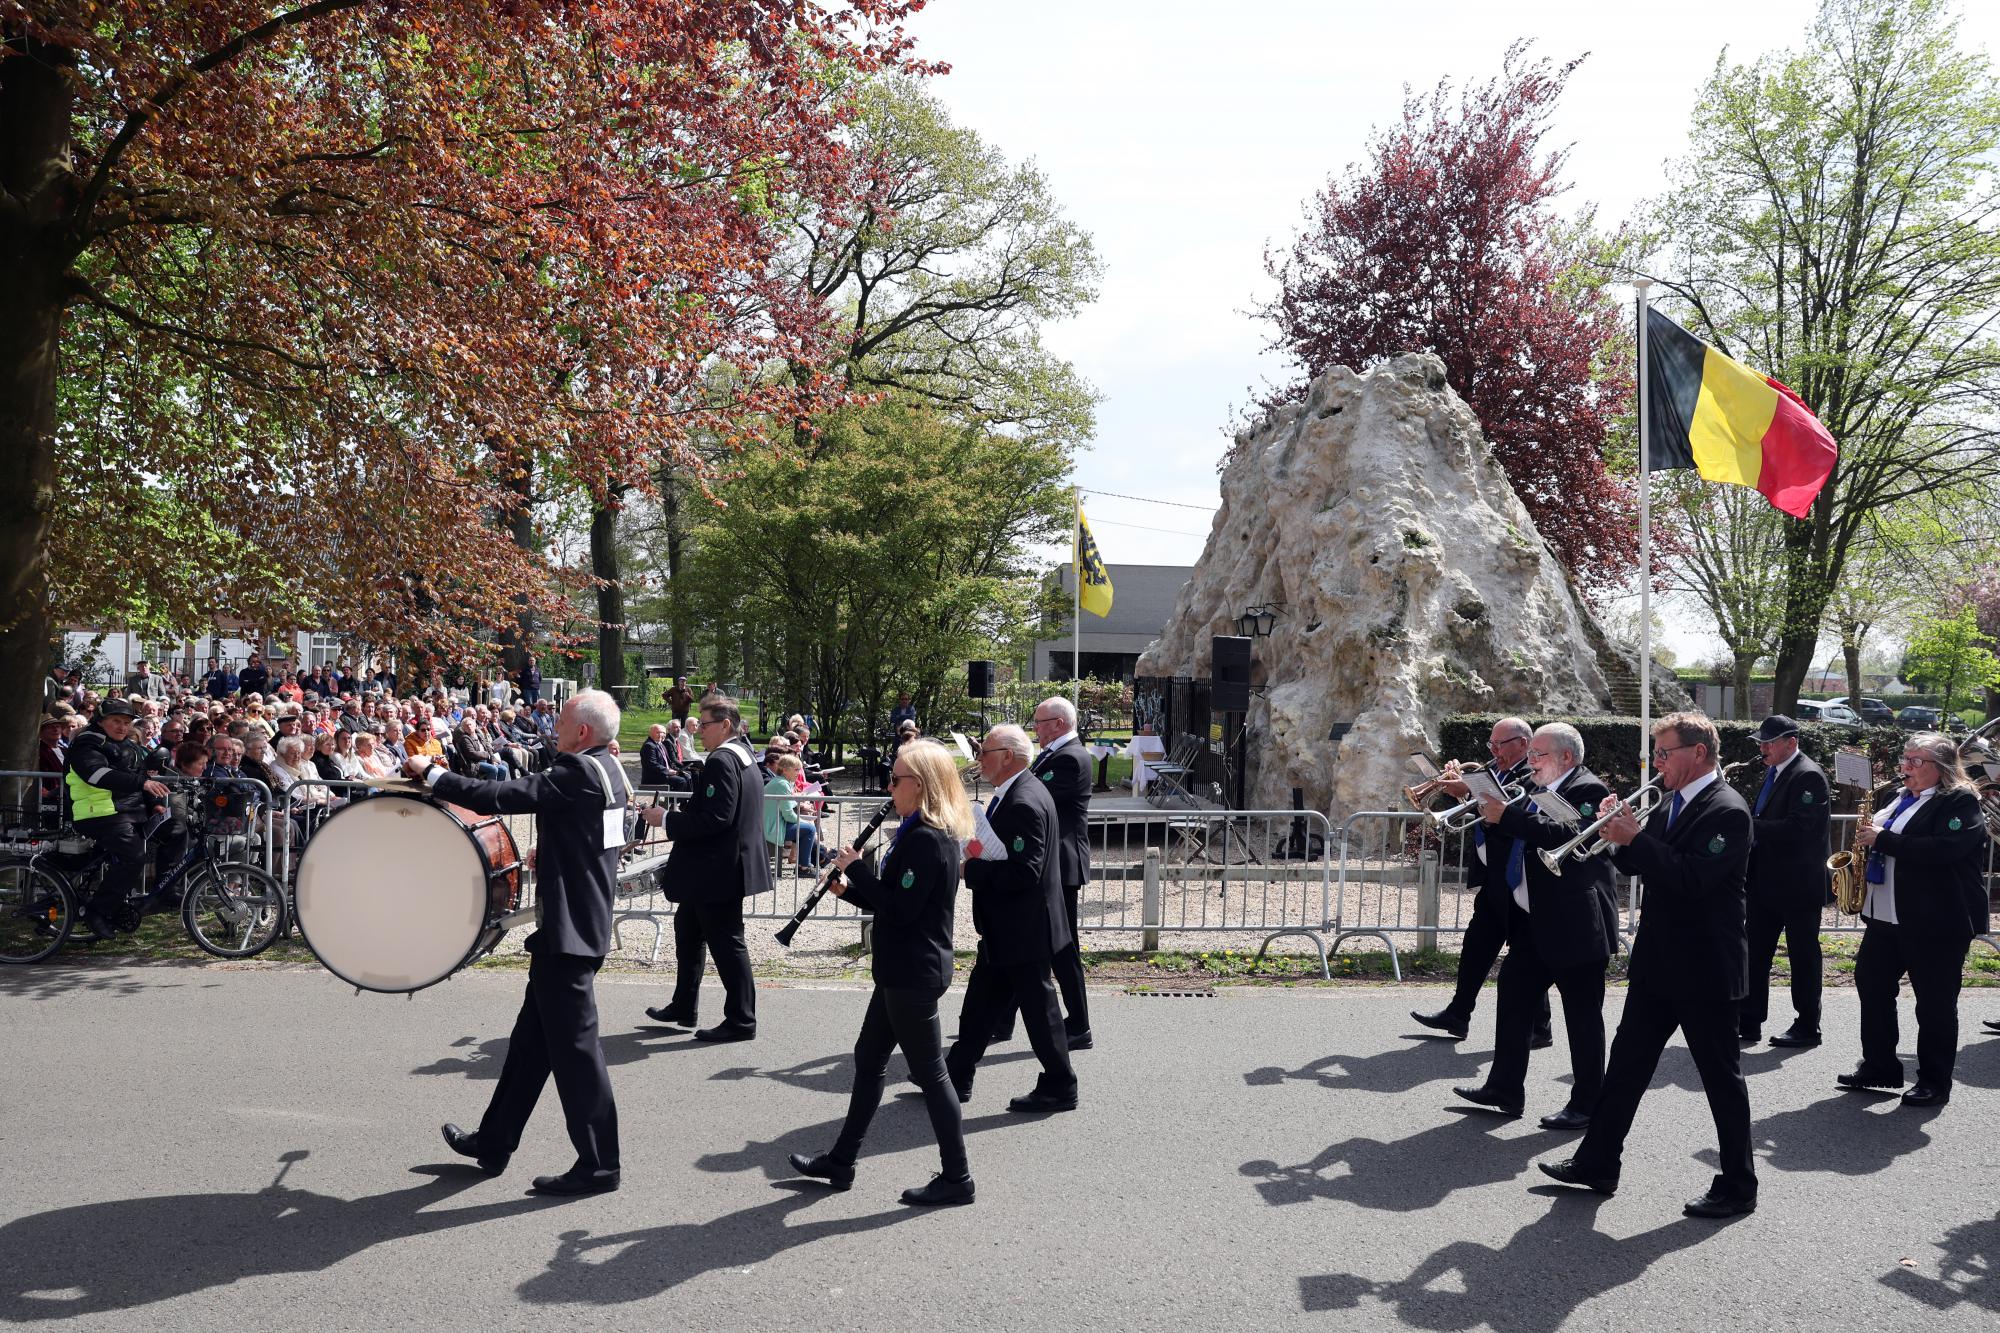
[1439,713,1910,804]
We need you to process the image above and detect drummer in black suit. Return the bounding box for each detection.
[1741,715,1831,1048]
[642,694,769,1042]
[414,688,628,1196]
[788,738,977,1206]
[1540,711,1758,1219]
[945,724,1079,1113]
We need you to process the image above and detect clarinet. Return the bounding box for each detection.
[774,798,896,947]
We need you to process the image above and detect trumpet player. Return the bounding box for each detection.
[1838,734,1990,1108]
[1411,719,1552,1047]
[1741,715,1831,1049]
[1450,723,1616,1131]
[1539,711,1757,1220]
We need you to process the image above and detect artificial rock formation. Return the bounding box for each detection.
[1138,353,1672,820]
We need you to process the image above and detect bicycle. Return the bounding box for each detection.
[0,796,288,965]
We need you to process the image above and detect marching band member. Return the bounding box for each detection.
[1741,715,1831,1048]
[788,739,976,1206]
[1453,723,1616,1131]
[1839,733,1990,1107]
[1412,717,1552,1048]
[1540,711,1757,1218]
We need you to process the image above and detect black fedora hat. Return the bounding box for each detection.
[1754,715,1799,742]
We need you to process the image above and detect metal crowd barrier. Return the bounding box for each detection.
[0,769,277,877]
[1333,810,2000,980]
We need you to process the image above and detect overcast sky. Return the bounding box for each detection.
[899,1,1999,662]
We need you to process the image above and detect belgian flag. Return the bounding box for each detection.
[1645,309,1837,518]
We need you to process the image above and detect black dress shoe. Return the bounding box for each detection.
[1835,1069,1905,1092]
[787,1152,855,1190]
[644,1005,696,1026]
[81,910,119,942]
[1065,1029,1095,1052]
[1769,1028,1821,1048]
[1901,1084,1950,1107]
[530,1171,620,1196]
[990,1026,1017,1044]
[1007,1088,1079,1114]
[1683,1191,1756,1219]
[1530,1029,1555,1050]
[1981,1018,2000,1034]
[1538,1108,1591,1132]
[952,1079,972,1105]
[1452,1085,1523,1117]
[1411,1009,1469,1040]
[1538,1158,1617,1195]
[694,1023,756,1043]
[901,1173,975,1207]
[441,1122,508,1177]
[1738,1028,1761,1046]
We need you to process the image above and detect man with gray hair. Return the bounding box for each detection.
[410,688,629,1196]
[1413,717,1551,1049]
[945,724,1080,1112]
[1454,721,1617,1133]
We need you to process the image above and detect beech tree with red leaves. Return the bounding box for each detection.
[1256,43,1635,594]
[0,0,934,765]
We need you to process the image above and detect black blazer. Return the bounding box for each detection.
[430,745,627,959]
[1612,774,1753,1001]
[1870,786,1990,947]
[660,735,772,903]
[639,738,674,786]
[1492,766,1619,969]
[1031,738,1093,890]
[964,771,1071,966]
[840,819,960,989]
[1747,752,1832,909]
[1470,759,1533,903]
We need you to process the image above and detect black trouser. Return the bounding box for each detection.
[947,949,1076,1096]
[1855,918,1966,1091]
[832,985,967,1178]
[992,884,1091,1039]
[1571,980,1756,1201]
[151,820,191,897]
[1483,904,1606,1112]
[76,814,147,915]
[1743,896,1822,1033]
[670,897,757,1029]
[477,951,619,1179]
[1445,890,1551,1035]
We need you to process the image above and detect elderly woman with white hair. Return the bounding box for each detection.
[1842,732,1992,1108]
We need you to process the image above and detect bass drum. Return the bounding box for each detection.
[295,792,522,993]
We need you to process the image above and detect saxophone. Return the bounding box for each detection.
[1828,784,1875,915]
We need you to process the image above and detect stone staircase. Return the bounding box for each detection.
[1602,656,1645,715]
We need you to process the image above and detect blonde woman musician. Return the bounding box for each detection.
[788,738,976,1206]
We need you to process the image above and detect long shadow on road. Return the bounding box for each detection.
[1298,1190,1733,1330]
[1241,1115,1556,1213]
[1878,1211,1999,1317]
[0,1154,561,1321]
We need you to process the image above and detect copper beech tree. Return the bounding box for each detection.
[0,0,933,763]
[1257,44,1636,595]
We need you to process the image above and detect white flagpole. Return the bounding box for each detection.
[1634,278,1653,782]
[1072,486,1083,704]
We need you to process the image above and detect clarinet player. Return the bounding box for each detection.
[787,738,976,1206]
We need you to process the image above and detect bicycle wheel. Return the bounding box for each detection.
[182,862,288,959]
[0,860,75,964]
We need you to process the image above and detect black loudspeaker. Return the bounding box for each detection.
[967,660,997,698]
[1212,635,1251,712]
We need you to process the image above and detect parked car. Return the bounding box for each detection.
[1796,700,1862,725]
[1822,696,1895,727]
[1895,705,1940,730]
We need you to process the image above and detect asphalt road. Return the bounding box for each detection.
[2,962,1997,1331]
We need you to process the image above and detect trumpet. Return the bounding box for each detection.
[1402,759,1490,811]
[1539,776,1665,874]
[1429,779,1531,833]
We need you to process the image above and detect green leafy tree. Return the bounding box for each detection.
[1902,605,2000,717]
[1650,0,2000,714]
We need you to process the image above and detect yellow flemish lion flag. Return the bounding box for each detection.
[1075,509,1113,617]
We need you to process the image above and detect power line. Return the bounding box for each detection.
[1078,486,1217,512]
[1086,516,1210,538]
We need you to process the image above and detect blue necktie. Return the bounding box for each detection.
[1754,766,1777,816]
[1503,796,1540,891]
[1865,791,1920,884]
[1667,792,1685,827]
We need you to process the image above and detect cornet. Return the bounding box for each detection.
[1539,776,1665,874]
[1402,758,1489,811]
[1429,778,1532,833]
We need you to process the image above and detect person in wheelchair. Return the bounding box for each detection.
[64,697,169,940]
